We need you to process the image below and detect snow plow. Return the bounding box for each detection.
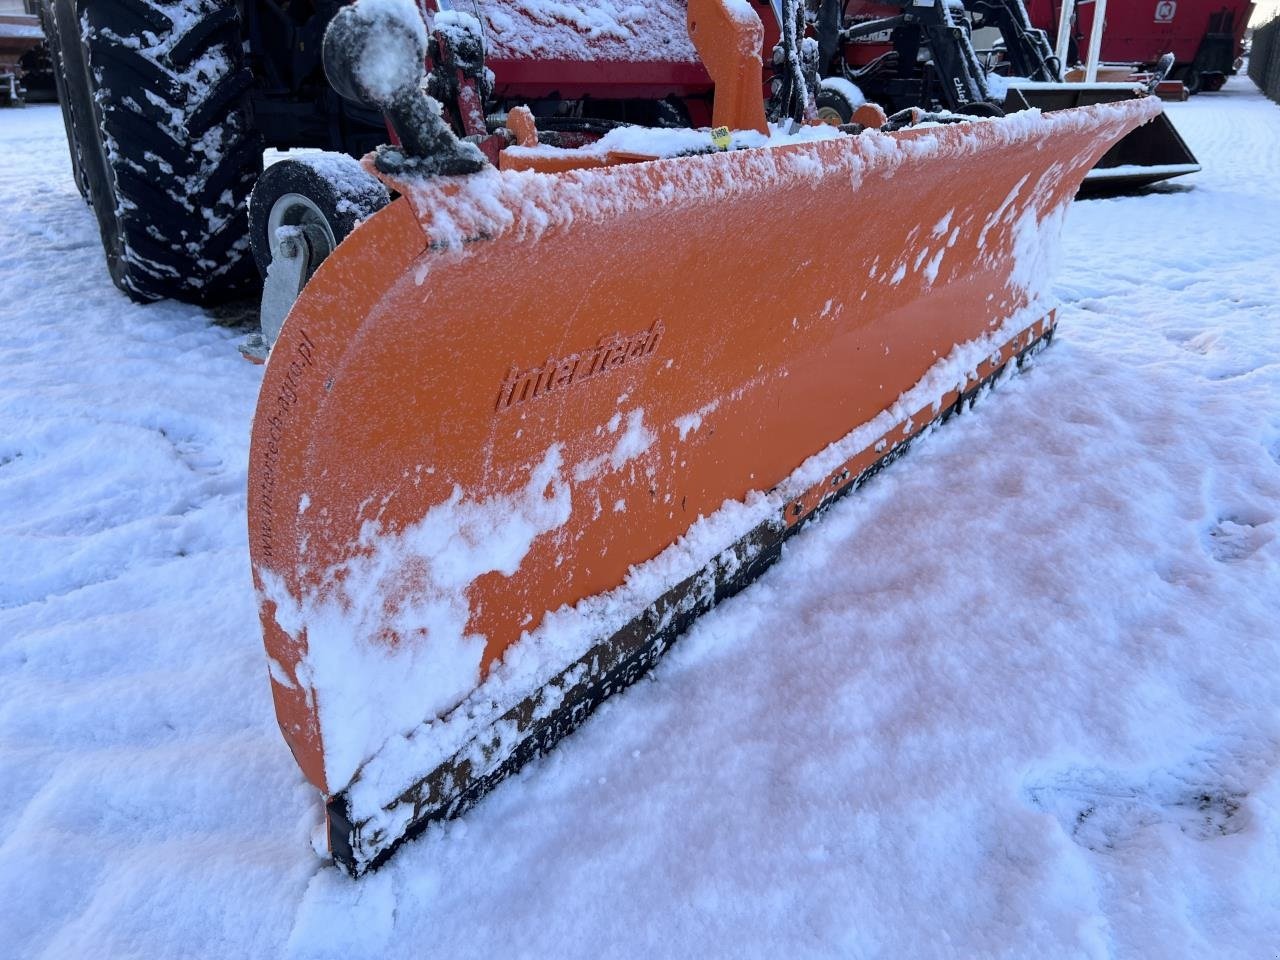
[247,0,1159,875]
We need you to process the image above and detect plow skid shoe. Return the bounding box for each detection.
[249,97,1159,875]
[1004,84,1200,192]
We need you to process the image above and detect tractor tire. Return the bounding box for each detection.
[45,0,263,304]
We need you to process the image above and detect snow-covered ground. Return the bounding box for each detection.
[2,80,1279,958]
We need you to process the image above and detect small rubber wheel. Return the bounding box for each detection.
[249,155,391,280]
[816,83,858,125]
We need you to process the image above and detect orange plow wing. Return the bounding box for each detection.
[248,97,1160,874]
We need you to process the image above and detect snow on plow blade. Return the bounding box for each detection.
[248,96,1159,875]
[1003,83,1200,193]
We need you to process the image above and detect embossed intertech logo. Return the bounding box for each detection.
[496,320,665,412]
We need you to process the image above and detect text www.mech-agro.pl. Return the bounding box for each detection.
[256,330,317,566]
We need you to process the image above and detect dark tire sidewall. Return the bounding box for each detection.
[39,0,88,199]
[49,0,133,293]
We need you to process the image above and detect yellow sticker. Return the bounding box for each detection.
[710,126,731,150]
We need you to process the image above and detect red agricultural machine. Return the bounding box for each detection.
[1025,0,1254,93]
[829,0,1200,189]
[42,0,1162,872]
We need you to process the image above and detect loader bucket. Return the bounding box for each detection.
[248,96,1160,875]
[1002,83,1200,193]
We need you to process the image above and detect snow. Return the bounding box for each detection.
[262,444,573,791]
[1005,80,1148,93]
[820,75,867,109]
[347,0,429,103]
[498,117,843,165]
[396,100,1156,254]
[2,79,1280,957]
[257,151,391,221]
[674,399,719,440]
[0,21,43,41]
[336,285,1065,852]
[1083,161,1203,181]
[322,102,1112,840]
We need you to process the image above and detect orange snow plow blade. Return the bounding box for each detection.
[249,96,1159,875]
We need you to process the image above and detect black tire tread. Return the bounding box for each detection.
[60,0,263,303]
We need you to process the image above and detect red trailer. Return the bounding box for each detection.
[1026,0,1254,92]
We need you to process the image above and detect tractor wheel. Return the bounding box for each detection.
[816,80,859,125]
[45,0,263,304]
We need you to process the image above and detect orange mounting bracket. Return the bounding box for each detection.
[687,0,769,134]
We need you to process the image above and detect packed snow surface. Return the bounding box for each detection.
[462,0,700,63]
[2,81,1280,957]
